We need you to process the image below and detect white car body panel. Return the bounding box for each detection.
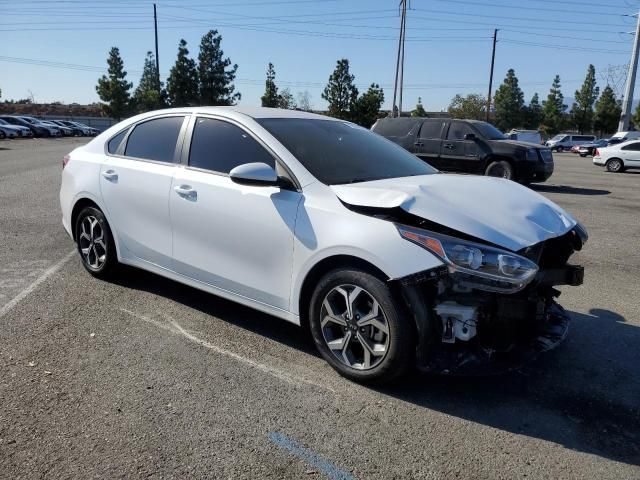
[593,141,640,168]
[170,166,302,311]
[331,174,577,252]
[60,106,580,326]
[99,155,176,269]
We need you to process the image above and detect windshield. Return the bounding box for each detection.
[550,134,565,141]
[472,122,507,140]
[257,118,437,185]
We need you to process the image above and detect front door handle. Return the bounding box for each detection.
[414,142,424,147]
[174,185,197,200]
[443,143,455,149]
[101,169,118,181]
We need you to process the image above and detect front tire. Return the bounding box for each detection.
[309,269,414,384]
[484,160,514,180]
[606,158,624,173]
[75,206,118,278]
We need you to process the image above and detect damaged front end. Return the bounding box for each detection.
[396,222,587,375]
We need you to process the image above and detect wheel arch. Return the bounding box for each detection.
[296,254,390,332]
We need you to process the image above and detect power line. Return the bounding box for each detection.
[429,0,628,17]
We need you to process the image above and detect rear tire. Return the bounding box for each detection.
[579,153,587,158]
[606,158,624,173]
[556,146,564,153]
[75,206,118,279]
[309,269,414,384]
[485,160,514,180]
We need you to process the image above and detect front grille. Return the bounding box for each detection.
[540,149,553,163]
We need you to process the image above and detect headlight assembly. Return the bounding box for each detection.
[396,224,539,293]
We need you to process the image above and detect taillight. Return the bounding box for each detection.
[594,149,600,157]
[62,154,70,169]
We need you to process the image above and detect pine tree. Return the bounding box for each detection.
[352,83,385,127]
[524,93,542,129]
[166,39,199,107]
[261,62,278,107]
[571,64,599,133]
[493,69,525,131]
[277,88,297,109]
[542,75,566,135]
[411,97,427,117]
[198,30,240,105]
[322,59,358,120]
[96,47,133,120]
[594,85,621,136]
[448,93,486,120]
[133,51,165,113]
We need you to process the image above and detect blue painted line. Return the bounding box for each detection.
[268,431,356,480]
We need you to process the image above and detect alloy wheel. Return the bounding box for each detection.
[320,284,390,370]
[607,159,622,172]
[78,216,107,269]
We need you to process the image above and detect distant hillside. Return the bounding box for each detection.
[0,102,104,117]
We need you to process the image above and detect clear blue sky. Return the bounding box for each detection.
[1,0,638,111]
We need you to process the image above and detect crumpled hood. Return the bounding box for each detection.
[331,174,577,252]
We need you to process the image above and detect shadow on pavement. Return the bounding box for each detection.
[532,184,611,196]
[112,267,640,466]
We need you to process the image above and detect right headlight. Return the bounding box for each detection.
[396,224,539,293]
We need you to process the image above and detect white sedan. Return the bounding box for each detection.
[60,107,587,383]
[593,140,640,172]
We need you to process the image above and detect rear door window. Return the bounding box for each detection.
[419,121,444,139]
[622,142,640,151]
[124,116,184,163]
[189,117,275,174]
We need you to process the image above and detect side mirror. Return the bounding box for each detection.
[464,133,477,141]
[229,162,279,186]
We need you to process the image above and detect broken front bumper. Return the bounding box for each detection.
[418,301,570,375]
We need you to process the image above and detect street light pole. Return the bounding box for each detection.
[154,3,160,93]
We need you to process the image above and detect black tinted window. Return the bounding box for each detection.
[258,118,436,185]
[372,118,419,137]
[447,121,475,140]
[622,142,640,151]
[419,121,444,139]
[124,116,184,162]
[189,118,275,173]
[107,129,128,154]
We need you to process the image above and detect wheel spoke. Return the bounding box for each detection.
[327,330,351,353]
[357,332,386,358]
[346,286,363,318]
[94,236,106,251]
[321,299,347,327]
[334,287,351,317]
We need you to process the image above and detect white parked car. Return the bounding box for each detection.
[60,107,587,383]
[593,140,640,172]
[545,133,596,152]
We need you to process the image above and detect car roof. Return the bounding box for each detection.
[133,106,332,121]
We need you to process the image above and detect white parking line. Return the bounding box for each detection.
[120,308,336,394]
[0,249,76,319]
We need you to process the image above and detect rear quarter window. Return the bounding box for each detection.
[373,118,420,137]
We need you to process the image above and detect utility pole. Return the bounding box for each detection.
[486,28,498,123]
[398,2,407,117]
[391,0,407,117]
[619,12,640,131]
[154,3,160,94]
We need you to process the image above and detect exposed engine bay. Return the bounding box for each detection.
[347,203,587,374]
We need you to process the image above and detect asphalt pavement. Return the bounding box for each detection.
[1,138,639,479]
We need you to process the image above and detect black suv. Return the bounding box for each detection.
[372,117,554,183]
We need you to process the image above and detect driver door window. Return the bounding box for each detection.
[189,117,275,173]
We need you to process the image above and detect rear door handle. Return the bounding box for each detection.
[101,169,118,181]
[443,143,455,149]
[174,185,197,200]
